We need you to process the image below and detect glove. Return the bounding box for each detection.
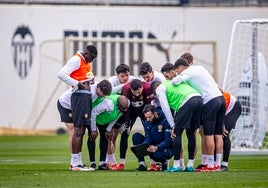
[119,121,130,135]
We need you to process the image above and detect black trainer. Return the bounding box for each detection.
[195,164,206,170]
[135,164,147,171]
[162,161,168,171]
[90,163,97,170]
[98,163,109,170]
[220,165,228,171]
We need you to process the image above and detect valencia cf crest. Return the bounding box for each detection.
[158,125,163,132]
[11,25,35,79]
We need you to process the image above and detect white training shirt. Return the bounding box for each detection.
[58,83,98,110]
[155,84,175,128]
[58,88,73,110]
[172,65,222,104]
[91,98,118,132]
[108,75,137,94]
[141,70,166,107]
[57,51,84,87]
[141,70,166,84]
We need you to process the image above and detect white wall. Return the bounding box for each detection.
[0,5,267,130]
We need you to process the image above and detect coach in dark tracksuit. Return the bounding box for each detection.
[132,104,173,171]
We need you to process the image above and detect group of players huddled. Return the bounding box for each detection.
[57,44,242,172]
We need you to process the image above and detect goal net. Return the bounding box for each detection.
[223,19,268,152]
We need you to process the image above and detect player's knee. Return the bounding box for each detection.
[73,127,85,138]
[132,132,144,145]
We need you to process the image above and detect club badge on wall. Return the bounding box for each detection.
[11,25,35,79]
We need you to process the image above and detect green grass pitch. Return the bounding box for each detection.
[0,134,268,188]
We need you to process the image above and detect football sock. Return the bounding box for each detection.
[105,154,110,163]
[187,159,194,167]
[221,161,228,167]
[71,153,80,167]
[110,154,117,165]
[202,154,208,165]
[139,161,146,167]
[215,154,222,166]
[150,159,155,165]
[78,152,83,165]
[208,155,214,168]
[173,160,180,168]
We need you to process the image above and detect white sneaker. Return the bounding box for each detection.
[88,167,95,171]
[71,165,92,171]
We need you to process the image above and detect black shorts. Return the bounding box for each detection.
[71,90,92,127]
[224,101,242,131]
[113,106,144,130]
[174,96,202,131]
[113,115,126,129]
[202,96,226,136]
[57,100,73,123]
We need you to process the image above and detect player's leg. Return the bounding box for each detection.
[70,91,91,171]
[195,126,209,170]
[214,96,226,170]
[65,123,74,153]
[184,96,202,172]
[222,127,231,171]
[118,113,138,170]
[111,128,119,165]
[165,127,183,172]
[184,128,196,172]
[106,128,119,170]
[202,98,219,171]
[86,126,96,170]
[57,100,74,170]
[221,101,242,171]
[97,125,109,170]
[106,118,122,169]
[118,126,130,169]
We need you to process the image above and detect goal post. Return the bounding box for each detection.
[223,19,268,152]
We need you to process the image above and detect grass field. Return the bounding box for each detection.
[0,134,268,188]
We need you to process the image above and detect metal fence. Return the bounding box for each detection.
[0,0,267,6]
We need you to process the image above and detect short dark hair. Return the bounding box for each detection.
[139,62,153,75]
[161,63,174,73]
[150,81,161,94]
[130,79,142,91]
[86,45,98,60]
[97,79,112,96]
[173,58,190,69]
[142,104,157,114]
[116,63,130,74]
[180,52,193,64]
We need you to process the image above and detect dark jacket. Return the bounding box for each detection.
[143,108,173,151]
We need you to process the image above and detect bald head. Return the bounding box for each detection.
[117,95,129,112]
